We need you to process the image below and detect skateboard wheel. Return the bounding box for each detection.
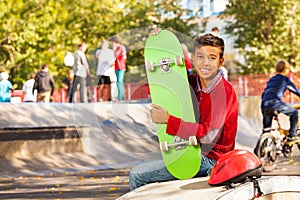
[160,141,169,152]
[146,61,154,71]
[189,136,198,146]
[175,56,183,66]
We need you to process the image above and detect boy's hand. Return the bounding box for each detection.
[149,28,161,36]
[150,104,169,124]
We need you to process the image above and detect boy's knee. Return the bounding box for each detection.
[129,170,140,191]
[294,109,299,116]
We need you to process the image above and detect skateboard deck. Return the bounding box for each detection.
[144,30,201,179]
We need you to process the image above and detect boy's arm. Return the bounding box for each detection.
[95,49,101,59]
[50,76,55,95]
[166,86,238,143]
[150,104,223,142]
[287,79,300,97]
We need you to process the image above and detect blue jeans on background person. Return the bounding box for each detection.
[261,99,298,137]
[129,155,216,191]
[116,70,125,100]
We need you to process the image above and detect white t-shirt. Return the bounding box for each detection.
[219,66,228,80]
[22,79,37,102]
[96,48,115,76]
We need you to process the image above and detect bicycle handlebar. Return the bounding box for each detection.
[293,104,300,109]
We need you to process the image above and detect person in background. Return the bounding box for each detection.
[0,72,14,102]
[260,60,300,142]
[70,41,90,103]
[210,26,228,80]
[210,26,220,36]
[111,36,127,101]
[22,73,37,102]
[33,64,55,103]
[62,69,74,103]
[96,40,115,102]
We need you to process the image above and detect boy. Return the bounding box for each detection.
[33,64,55,103]
[0,72,14,102]
[260,60,300,141]
[129,30,239,190]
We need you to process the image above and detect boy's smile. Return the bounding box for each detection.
[192,46,224,83]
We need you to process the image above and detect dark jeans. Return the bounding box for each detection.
[261,100,298,137]
[70,75,86,103]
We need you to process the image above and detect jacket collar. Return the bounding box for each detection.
[196,71,223,94]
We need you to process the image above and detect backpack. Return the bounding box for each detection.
[64,51,74,67]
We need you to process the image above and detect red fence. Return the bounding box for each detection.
[229,73,300,103]
[12,73,300,103]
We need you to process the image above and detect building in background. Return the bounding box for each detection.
[180,0,239,75]
[180,0,228,17]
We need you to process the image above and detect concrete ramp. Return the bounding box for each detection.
[0,102,161,165]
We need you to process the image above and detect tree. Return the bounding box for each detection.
[0,0,198,88]
[223,0,300,74]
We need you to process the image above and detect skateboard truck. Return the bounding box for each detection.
[145,56,183,73]
[160,136,198,152]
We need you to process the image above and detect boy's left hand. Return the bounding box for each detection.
[150,104,169,124]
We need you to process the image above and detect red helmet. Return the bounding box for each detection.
[208,149,262,186]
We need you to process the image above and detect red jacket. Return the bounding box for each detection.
[114,44,127,71]
[166,73,238,161]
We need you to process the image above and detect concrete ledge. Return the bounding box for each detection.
[0,126,81,141]
[118,176,300,200]
[217,176,300,199]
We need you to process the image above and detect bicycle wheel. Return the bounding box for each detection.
[255,133,278,164]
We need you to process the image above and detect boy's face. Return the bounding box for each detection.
[81,44,87,52]
[192,46,224,81]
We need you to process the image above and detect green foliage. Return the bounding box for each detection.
[223,0,300,74]
[0,0,198,88]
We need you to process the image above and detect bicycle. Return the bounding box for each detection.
[254,104,300,172]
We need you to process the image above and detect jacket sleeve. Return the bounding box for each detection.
[33,76,38,93]
[74,53,84,71]
[287,79,300,97]
[50,76,55,95]
[166,81,238,144]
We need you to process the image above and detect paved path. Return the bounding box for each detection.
[0,168,130,200]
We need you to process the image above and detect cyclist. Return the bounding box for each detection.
[260,60,300,142]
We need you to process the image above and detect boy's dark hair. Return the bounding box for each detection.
[110,36,120,43]
[41,64,48,69]
[78,41,86,48]
[275,60,289,73]
[193,34,225,59]
[211,26,219,32]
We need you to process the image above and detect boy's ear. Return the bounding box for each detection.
[219,57,224,67]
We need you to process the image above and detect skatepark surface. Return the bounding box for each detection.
[0,97,300,199]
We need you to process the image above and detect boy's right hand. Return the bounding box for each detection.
[150,104,169,124]
[149,28,161,36]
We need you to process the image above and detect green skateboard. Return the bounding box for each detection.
[144,30,201,179]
